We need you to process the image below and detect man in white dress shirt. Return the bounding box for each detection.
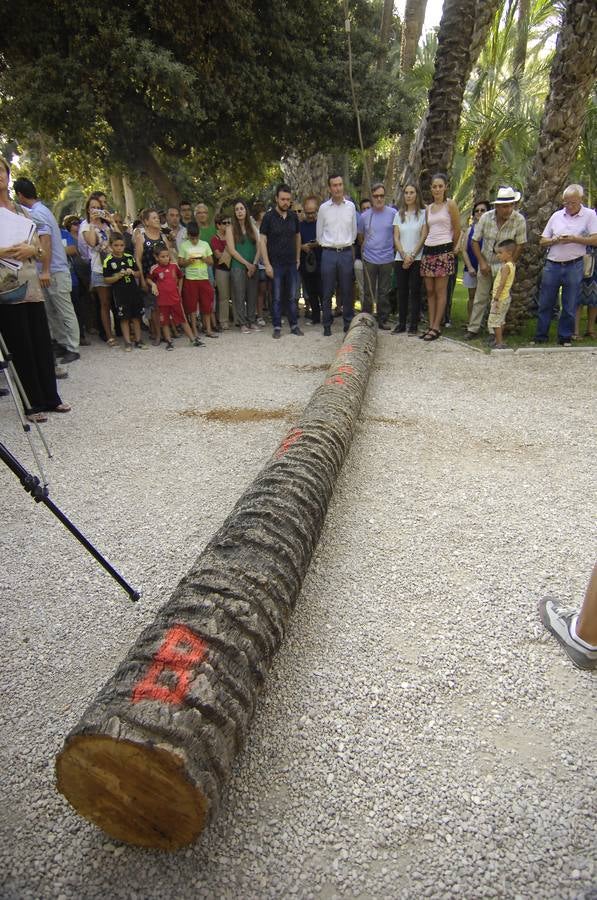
[316,174,357,336]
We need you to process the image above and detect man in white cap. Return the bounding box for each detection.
[532,184,597,346]
[464,186,527,340]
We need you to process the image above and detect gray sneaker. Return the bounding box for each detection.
[539,597,597,670]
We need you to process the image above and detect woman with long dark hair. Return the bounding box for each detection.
[419,173,461,342]
[226,199,260,333]
[392,182,426,335]
[460,200,490,320]
[80,194,121,346]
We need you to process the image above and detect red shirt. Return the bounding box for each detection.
[210,234,228,270]
[149,263,182,306]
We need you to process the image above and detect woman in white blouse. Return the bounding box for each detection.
[392,182,426,335]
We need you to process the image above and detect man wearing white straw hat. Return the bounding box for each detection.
[464,186,527,341]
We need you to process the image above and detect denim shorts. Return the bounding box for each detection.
[90,270,107,289]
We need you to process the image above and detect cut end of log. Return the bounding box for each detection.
[56,735,208,850]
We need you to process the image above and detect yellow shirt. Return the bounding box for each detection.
[492,260,515,302]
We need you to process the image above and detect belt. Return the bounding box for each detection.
[322,245,352,252]
[547,257,583,265]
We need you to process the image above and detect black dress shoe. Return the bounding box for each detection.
[60,351,80,363]
[323,326,332,336]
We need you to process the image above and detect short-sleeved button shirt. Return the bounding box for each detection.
[473,209,527,266]
[260,208,300,267]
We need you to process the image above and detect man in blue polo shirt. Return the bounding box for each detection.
[357,182,396,329]
[14,178,80,362]
[260,183,302,339]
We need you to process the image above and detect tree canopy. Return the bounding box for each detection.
[0,0,407,201]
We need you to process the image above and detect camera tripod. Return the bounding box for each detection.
[0,333,140,601]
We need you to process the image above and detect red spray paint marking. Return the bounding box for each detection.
[131,625,207,705]
[275,427,303,459]
[325,374,347,386]
[335,365,354,375]
[337,344,354,354]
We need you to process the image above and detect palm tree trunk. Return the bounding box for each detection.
[473,136,495,202]
[362,0,395,198]
[393,0,428,195]
[410,0,502,198]
[508,0,597,329]
[122,174,137,223]
[135,147,180,208]
[109,173,124,214]
[415,0,478,198]
[281,152,330,202]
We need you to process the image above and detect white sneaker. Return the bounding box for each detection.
[539,597,597,670]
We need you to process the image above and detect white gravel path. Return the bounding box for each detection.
[1,326,596,900]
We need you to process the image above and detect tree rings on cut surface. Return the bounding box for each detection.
[56,314,378,849]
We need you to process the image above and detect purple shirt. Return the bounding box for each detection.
[542,205,597,262]
[358,205,397,264]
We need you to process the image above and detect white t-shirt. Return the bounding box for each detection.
[80,221,109,274]
[393,209,426,261]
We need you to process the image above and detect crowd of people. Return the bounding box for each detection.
[1,155,596,669]
[1,157,596,424]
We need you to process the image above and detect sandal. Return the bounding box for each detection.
[107,338,118,347]
[571,333,582,341]
[419,329,431,340]
[584,331,595,339]
[423,328,441,342]
[51,403,71,413]
[27,412,48,423]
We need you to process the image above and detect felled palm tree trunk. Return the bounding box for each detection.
[56,315,378,850]
[508,0,597,329]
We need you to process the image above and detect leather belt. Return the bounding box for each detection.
[322,245,352,251]
[547,257,583,265]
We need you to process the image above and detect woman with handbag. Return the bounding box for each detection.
[210,213,232,330]
[0,156,70,422]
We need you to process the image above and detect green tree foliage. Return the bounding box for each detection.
[0,0,406,202]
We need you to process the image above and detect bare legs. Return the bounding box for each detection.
[97,286,114,342]
[577,562,597,645]
[424,274,449,332]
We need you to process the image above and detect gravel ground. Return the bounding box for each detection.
[1,325,596,900]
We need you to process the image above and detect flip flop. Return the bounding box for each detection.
[27,412,48,423]
[51,403,71,413]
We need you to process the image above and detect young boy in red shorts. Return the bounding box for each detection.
[178,221,218,339]
[148,244,204,350]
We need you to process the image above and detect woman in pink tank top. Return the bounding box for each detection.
[420,173,461,341]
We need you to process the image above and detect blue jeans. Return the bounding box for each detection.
[321,248,354,328]
[534,258,584,342]
[272,264,298,330]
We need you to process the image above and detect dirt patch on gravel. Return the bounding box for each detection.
[178,406,296,423]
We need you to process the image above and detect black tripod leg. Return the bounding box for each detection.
[1,441,140,601]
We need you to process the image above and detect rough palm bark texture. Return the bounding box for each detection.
[56,313,378,851]
[410,0,501,198]
[281,152,330,202]
[415,0,478,199]
[508,0,597,329]
[394,0,428,194]
[473,136,495,203]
